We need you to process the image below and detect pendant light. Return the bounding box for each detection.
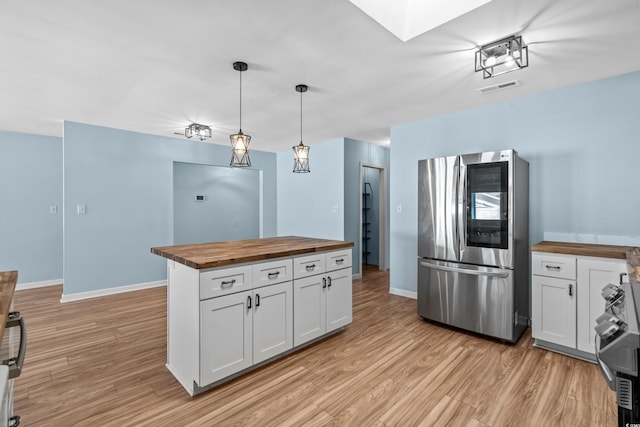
[292,84,310,173]
[230,61,251,167]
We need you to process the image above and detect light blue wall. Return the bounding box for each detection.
[343,138,390,275]
[277,138,345,240]
[63,121,277,296]
[173,162,261,245]
[390,71,640,294]
[0,131,63,284]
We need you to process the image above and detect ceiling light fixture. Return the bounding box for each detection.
[230,61,251,168]
[475,35,529,79]
[184,123,212,141]
[292,84,310,173]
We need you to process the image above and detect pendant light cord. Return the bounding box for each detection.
[300,89,303,142]
[239,70,242,131]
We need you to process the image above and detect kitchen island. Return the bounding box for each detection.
[151,236,354,396]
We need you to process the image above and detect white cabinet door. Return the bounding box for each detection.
[293,275,326,346]
[532,275,576,347]
[200,290,253,386]
[326,267,353,332]
[253,281,293,364]
[576,258,628,354]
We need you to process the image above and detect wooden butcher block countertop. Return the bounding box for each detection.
[531,241,629,260]
[151,236,354,270]
[0,271,18,341]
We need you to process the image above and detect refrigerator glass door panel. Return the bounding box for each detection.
[460,150,514,268]
[418,259,515,341]
[418,156,460,262]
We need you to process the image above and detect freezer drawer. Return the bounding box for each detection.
[418,258,522,342]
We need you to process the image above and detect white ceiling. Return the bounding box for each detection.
[1,0,639,153]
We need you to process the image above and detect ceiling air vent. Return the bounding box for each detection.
[477,79,520,94]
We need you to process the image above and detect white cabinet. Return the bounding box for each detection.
[532,275,576,347]
[531,250,628,361]
[576,258,628,354]
[200,290,253,386]
[166,248,352,396]
[293,274,326,345]
[326,267,353,332]
[252,281,293,364]
[200,280,293,385]
[293,250,352,347]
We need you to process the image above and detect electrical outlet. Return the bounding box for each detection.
[396,204,402,213]
[77,204,86,215]
[49,205,57,214]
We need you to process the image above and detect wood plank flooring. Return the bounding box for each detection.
[13,267,617,426]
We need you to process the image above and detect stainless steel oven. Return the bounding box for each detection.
[595,277,640,425]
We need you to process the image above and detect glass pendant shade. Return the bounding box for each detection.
[292,141,310,173]
[230,130,251,167]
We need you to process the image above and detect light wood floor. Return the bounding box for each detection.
[13,267,617,426]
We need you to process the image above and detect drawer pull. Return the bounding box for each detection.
[305,264,316,271]
[336,258,344,264]
[545,265,561,271]
[268,272,280,279]
[220,279,236,288]
[569,284,573,297]
[620,272,628,285]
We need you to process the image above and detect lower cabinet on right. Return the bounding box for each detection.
[293,267,352,347]
[532,251,628,360]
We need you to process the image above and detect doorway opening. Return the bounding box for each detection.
[359,162,387,276]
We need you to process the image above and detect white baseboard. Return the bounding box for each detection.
[389,287,417,300]
[60,280,167,303]
[352,273,362,279]
[16,278,63,291]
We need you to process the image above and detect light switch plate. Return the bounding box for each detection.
[77,204,86,215]
[49,205,57,214]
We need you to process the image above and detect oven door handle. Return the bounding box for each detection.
[594,334,616,391]
[3,311,26,380]
[420,261,510,279]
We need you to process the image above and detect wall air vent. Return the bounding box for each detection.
[477,79,520,95]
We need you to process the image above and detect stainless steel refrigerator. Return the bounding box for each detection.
[417,149,529,343]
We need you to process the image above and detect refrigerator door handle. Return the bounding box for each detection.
[420,260,510,279]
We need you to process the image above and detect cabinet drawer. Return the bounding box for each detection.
[200,265,253,300]
[532,253,576,280]
[253,258,293,288]
[326,249,352,272]
[293,253,326,279]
